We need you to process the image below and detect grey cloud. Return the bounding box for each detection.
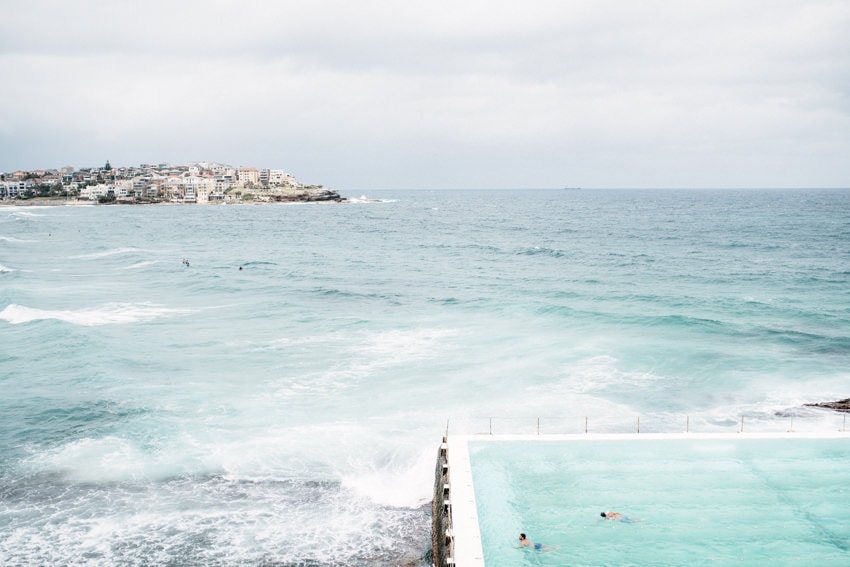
[1,0,848,188]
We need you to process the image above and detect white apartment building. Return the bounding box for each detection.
[0,181,28,198]
[237,167,259,186]
[185,176,216,204]
[114,180,133,198]
[79,184,112,200]
[268,169,297,187]
[205,164,235,178]
[148,179,164,198]
[131,177,150,198]
[163,177,186,202]
[214,176,232,196]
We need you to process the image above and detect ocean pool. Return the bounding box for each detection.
[460,434,850,566]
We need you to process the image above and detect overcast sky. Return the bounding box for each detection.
[2,1,848,189]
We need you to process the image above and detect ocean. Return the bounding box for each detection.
[1,188,848,565]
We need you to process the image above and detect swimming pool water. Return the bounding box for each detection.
[468,436,850,566]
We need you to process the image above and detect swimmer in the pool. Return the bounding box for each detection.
[518,533,539,549]
[518,533,556,551]
[601,511,641,523]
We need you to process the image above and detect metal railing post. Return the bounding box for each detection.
[536,417,540,435]
[740,416,744,433]
[686,415,689,433]
[585,416,588,433]
[489,417,492,435]
[637,416,640,433]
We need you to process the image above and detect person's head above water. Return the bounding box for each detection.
[600,512,607,518]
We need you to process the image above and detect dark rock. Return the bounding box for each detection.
[271,186,345,203]
[304,187,343,202]
[803,398,850,413]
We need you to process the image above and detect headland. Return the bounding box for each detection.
[0,160,345,205]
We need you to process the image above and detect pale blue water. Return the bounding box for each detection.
[1,189,849,565]
[471,437,850,566]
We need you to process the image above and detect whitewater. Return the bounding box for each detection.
[1,188,848,565]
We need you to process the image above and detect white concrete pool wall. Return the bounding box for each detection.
[443,430,850,567]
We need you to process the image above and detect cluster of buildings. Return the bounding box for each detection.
[0,161,321,204]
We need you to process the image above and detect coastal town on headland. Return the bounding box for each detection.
[0,161,345,205]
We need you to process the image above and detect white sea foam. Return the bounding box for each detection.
[0,264,15,273]
[0,302,188,326]
[70,247,147,260]
[264,327,463,397]
[340,444,434,508]
[27,435,202,482]
[241,324,444,353]
[345,328,456,376]
[349,195,388,203]
[0,235,36,243]
[166,415,436,506]
[119,260,161,270]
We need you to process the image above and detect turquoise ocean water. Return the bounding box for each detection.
[1,189,849,565]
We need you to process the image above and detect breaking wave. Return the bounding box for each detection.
[0,302,189,326]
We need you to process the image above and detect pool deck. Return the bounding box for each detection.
[443,430,850,567]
